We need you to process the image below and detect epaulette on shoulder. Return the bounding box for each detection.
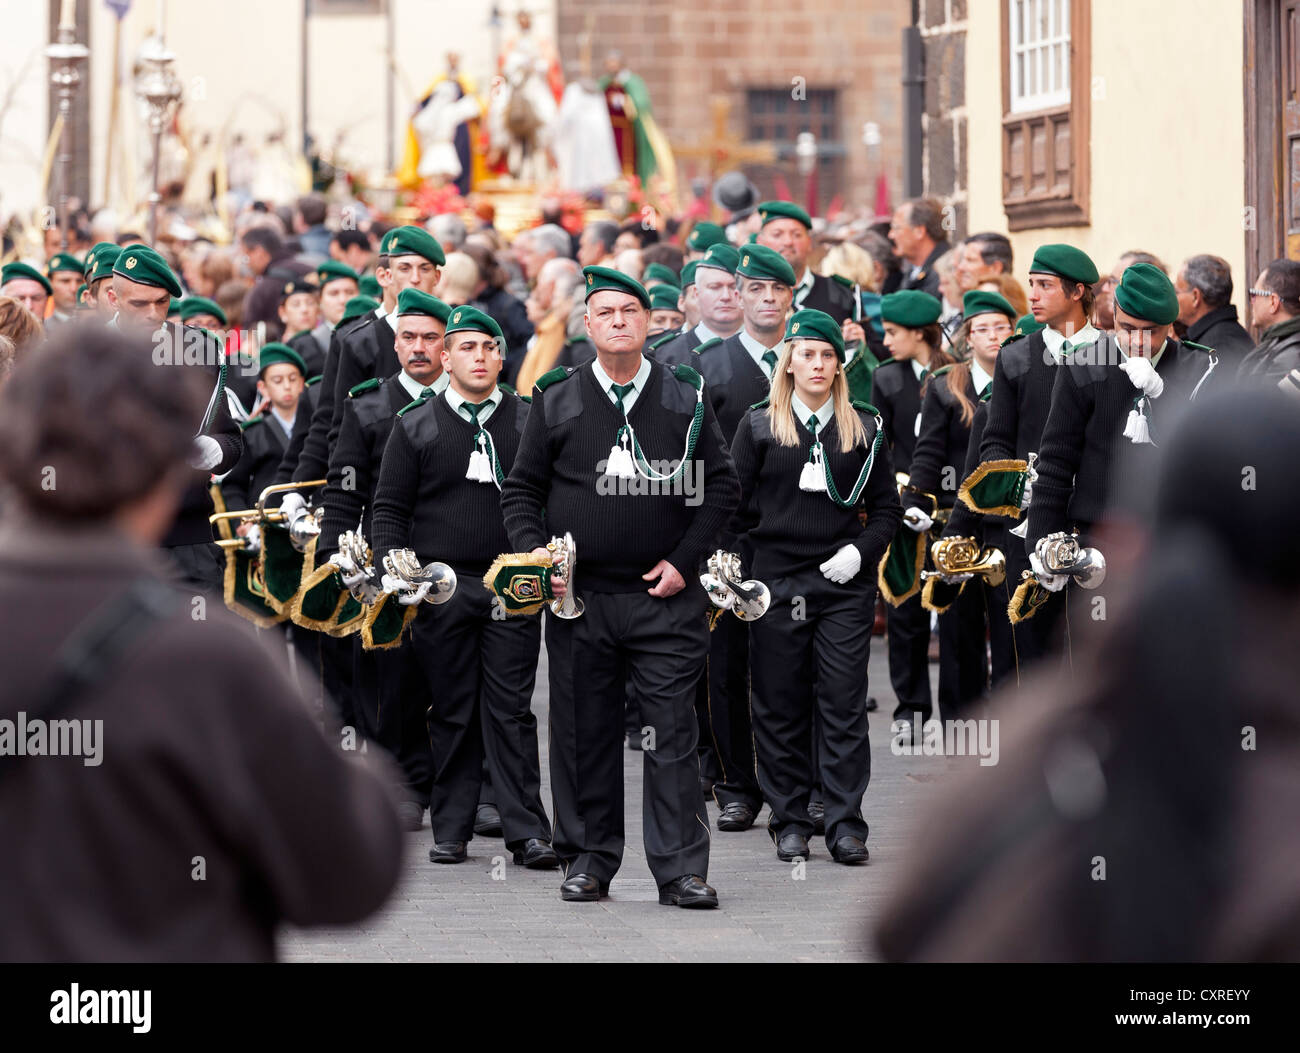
[498,382,516,395]
[239,414,264,430]
[649,331,678,351]
[693,337,723,356]
[749,397,771,410]
[829,273,855,291]
[533,366,574,392]
[672,363,703,390]
[930,363,955,377]
[1182,340,1216,357]
[851,399,881,416]
[348,377,382,398]
[306,374,323,387]
[516,393,532,404]
[1000,331,1029,348]
[396,396,431,418]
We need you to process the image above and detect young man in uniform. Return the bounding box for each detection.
[648,245,742,366]
[45,253,83,327]
[755,201,856,322]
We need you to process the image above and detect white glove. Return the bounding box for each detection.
[1019,477,1033,510]
[819,544,862,584]
[340,567,371,591]
[188,434,223,471]
[1029,551,1068,592]
[937,571,974,585]
[903,506,933,533]
[244,523,262,553]
[396,580,432,606]
[1118,355,1164,398]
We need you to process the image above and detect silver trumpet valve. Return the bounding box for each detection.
[546,532,584,619]
[279,491,324,553]
[382,547,457,605]
[1035,531,1106,589]
[328,530,383,604]
[701,550,771,621]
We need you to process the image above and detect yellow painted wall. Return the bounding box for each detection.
[966,0,1249,316]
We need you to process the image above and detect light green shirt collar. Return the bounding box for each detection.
[445,384,503,425]
[592,354,652,414]
[398,369,448,403]
[792,392,834,435]
[739,329,782,380]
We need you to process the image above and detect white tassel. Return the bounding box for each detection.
[1125,401,1152,445]
[466,449,488,482]
[799,445,827,492]
[604,435,637,479]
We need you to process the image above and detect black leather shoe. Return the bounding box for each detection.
[658,874,718,908]
[830,835,870,864]
[626,731,643,751]
[716,802,756,832]
[865,695,879,712]
[512,838,559,869]
[776,832,810,861]
[808,800,825,835]
[473,803,503,837]
[397,800,425,832]
[559,872,607,902]
[428,841,467,864]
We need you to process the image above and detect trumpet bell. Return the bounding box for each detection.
[730,579,771,621]
[421,562,458,604]
[548,532,584,619]
[1072,549,1106,589]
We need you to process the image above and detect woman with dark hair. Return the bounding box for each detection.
[879,386,1300,961]
[464,241,534,382]
[0,327,403,961]
[729,309,902,865]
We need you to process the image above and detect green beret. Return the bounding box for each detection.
[736,244,797,286]
[113,244,182,298]
[1028,243,1099,285]
[1113,261,1179,325]
[316,260,359,288]
[179,295,227,326]
[785,308,845,362]
[696,243,740,276]
[279,277,319,303]
[649,284,683,312]
[358,274,381,298]
[961,289,1016,321]
[85,244,122,284]
[395,287,451,322]
[381,224,446,266]
[679,260,700,288]
[445,304,505,346]
[758,201,812,229]
[258,342,307,377]
[168,298,184,315]
[686,222,727,252]
[1014,313,1045,337]
[881,290,942,328]
[582,265,650,308]
[47,252,83,276]
[1,261,52,296]
[76,283,87,301]
[341,295,380,324]
[643,262,680,286]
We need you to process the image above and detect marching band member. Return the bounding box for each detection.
[871,291,951,735]
[695,243,796,832]
[729,308,902,863]
[648,244,743,366]
[500,266,740,908]
[370,306,556,868]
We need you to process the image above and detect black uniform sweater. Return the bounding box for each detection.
[907,367,977,515]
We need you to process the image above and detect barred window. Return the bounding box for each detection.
[1008,0,1071,114]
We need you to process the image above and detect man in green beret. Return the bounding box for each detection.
[45,252,84,327]
[179,296,228,332]
[684,221,727,261]
[221,344,308,514]
[369,303,557,868]
[756,200,857,325]
[316,260,360,329]
[278,279,325,378]
[1,262,52,319]
[692,242,796,833]
[646,283,685,339]
[83,243,122,317]
[649,243,742,366]
[1025,262,1214,648]
[500,264,740,908]
[642,262,679,290]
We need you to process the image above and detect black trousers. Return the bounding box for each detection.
[937,577,989,719]
[980,524,1021,690]
[545,586,710,885]
[163,541,224,596]
[706,611,762,810]
[349,638,382,743]
[373,639,434,808]
[408,582,549,847]
[887,592,932,721]
[749,567,874,848]
[319,632,363,737]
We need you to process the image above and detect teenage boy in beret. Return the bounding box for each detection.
[279,278,324,377]
[649,244,742,366]
[646,283,685,339]
[45,253,83,327]
[501,265,740,908]
[756,201,856,323]
[221,344,308,514]
[371,305,556,869]
[83,243,122,317]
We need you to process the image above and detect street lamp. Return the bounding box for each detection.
[46,1,90,250]
[135,33,183,246]
[795,130,818,218]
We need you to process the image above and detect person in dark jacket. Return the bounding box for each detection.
[1239,259,1300,385]
[465,243,534,383]
[1175,254,1254,366]
[240,226,313,334]
[888,198,950,299]
[729,309,901,865]
[0,327,402,962]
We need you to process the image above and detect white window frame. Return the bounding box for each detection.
[1008,0,1072,114]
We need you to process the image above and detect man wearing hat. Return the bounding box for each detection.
[109,243,242,590]
[1026,263,1214,632]
[45,253,83,327]
[371,305,556,868]
[684,221,728,262]
[973,244,1100,664]
[501,265,740,908]
[713,171,763,242]
[646,283,685,339]
[1,262,51,320]
[278,278,324,377]
[82,243,122,317]
[179,296,228,334]
[220,344,308,515]
[316,288,452,826]
[642,262,679,291]
[756,201,857,324]
[286,262,358,384]
[691,243,797,831]
[281,225,444,487]
[648,244,742,367]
